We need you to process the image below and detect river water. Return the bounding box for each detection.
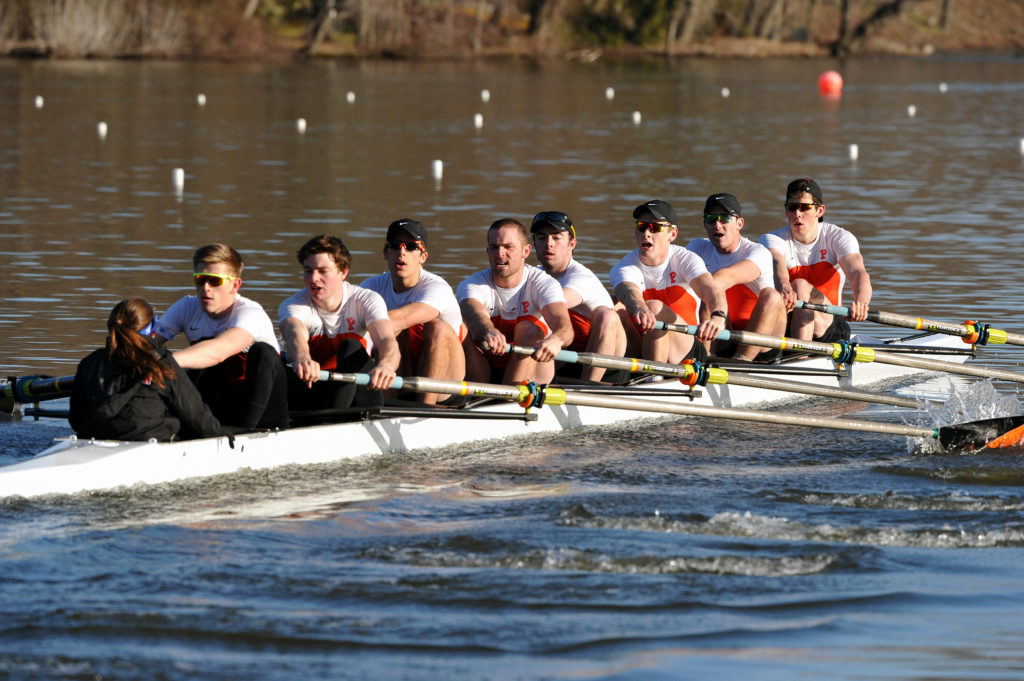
[2,55,1024,679]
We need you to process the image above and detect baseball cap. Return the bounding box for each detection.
[633,199,677,225]
[786,178,823,203]
[530,211,576,239]
[703,193,742,217]
[386,218,428,245]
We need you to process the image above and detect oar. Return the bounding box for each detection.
[795,300,1024,347]
[655,322,1024,385]
[500,344,931,409]
[1,374,75,409]
[318,371,1024,452]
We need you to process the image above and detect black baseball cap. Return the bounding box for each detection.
[530,211,576,239]
[633,199,677,225]
[703,193,742,217]
[786,178,823,203]
[386,218,428,245]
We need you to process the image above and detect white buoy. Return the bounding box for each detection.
[172,168,185,193]
[1019,138,1024,155]
[473,113,483,129]
[34,95,44,108]
[631,111,642,125]
[296,118,307,133]
[196,93,206,106]
[939,82,948,93]
[481,89,490,103]
[848,143,859,161]
[97,122,108,139]
[346,91,356,104]
[907,104,917,118]
[605,86,615,101]
[721,87,730,98]
[431,159,443,181]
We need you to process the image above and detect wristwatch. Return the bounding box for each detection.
[710,310,727,319]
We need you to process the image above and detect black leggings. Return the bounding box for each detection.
[189,341,290,430]
[286,338,383,412]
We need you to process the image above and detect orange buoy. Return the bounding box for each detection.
[818,70,843,98]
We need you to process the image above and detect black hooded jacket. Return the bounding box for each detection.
[69,344,225,442]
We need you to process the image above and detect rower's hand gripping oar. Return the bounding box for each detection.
[499,344,931,409]
[318,371,1024,452]
[655,322,1024,385]
[795,300,1024,348]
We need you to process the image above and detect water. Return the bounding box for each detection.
[2,55,1024,679]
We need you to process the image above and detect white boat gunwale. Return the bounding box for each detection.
[0,332,973,499]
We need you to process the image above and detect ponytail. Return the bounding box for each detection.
[106,298,175,389]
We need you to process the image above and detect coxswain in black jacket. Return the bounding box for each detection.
[70,343,226,442]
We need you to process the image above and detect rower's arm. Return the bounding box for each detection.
[280,317,318,386]
[533,301,574,362]
[388,301,440,334]
[711,259,759,290]
[690,273,728,341]
[171,326,254,370]
[839,252,872,321]
[613,282,655,333]
[460,298,507,355]
[767,247,797,311]
[366,318,400,390]
[560,286,583,309]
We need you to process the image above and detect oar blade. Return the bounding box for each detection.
[938,415,1024,451]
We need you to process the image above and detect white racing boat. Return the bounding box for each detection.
[0,332,978,498]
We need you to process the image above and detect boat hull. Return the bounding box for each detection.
[0,333,970,498]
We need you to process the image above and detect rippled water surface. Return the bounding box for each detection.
[2,55,1024,680]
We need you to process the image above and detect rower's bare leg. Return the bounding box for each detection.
[581,307,627,382]
[642,301,693,364]
[788,280,832,340]
[615,302,643,358]
[734,289,788,361]
[505,320,553,384]
[416,320,465,405]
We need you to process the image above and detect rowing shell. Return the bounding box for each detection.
[0,333,970,498]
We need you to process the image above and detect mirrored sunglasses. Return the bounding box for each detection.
[386,240,424,252]
[193,272,238,287]
[703,214,735,224]
[785,202,819,213]
[635,220,671,233]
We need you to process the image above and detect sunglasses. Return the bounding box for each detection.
[139,314,158,337]
[703,214,735,224]
[193,272,238,287]
[386,240,424,252]
[635,221,672,233]
[785,202,819,213]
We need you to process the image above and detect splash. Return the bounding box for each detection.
[907,379,1022,453]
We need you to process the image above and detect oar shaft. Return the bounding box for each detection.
[320,370,938,440]
[796,301,1024,347]
[659,323,1024,385]
[505,344,929,408]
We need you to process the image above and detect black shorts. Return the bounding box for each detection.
[813,316,851,343]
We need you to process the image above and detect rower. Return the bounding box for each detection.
[457,218,574,385]
[609,199,728,364]
[154,243,289,431]
[530,210,626,382]
[759,178,873,341]
[360,219,465,405]
[686,192,787,361]
[278,234,400,412]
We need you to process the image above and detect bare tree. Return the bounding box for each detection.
[832,0,926,56]
[666,0,712,54]
[940,0,953,31]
